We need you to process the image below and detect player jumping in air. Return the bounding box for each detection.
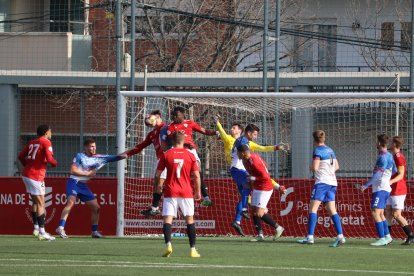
[164,106,217,207]
[360,134,396,246]
[237,144,286,242]
[229,122,288,236]
[55,138,127,238]
[156,131,202,258]
[18,124,58,241]
[125,110,167,217]
[386,136,414,245]
[297,130,345,247]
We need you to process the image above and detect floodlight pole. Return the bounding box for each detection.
[409,0,414,179]
[274,0,281,177]
[116,0,126,237]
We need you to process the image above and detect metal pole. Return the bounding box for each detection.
[262,0,269,162]
[80,91,84,149]
[116,0,126,237]
[274,0,280,93]
[262,0,269,93]
[274,0,281,177]
[128,0,137,177]
[409,0,414,179]
[396,73,400,136]
[130,0,136,89]
[141,66,148,178]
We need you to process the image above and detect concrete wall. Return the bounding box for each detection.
[0,32,72,71]
[0,85,18,176]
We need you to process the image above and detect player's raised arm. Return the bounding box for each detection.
[126,133,152,157]
[191,120,217,136]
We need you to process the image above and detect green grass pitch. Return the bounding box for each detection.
[0,235,413,275]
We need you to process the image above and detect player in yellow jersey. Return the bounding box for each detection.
[215,115,288,236]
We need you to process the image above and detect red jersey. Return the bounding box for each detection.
[18,137,57,181]
[243,153,273,191]
[127,123,165,159]
[391,151,407,196]
[157,148,199,198]
[166,120,203,149]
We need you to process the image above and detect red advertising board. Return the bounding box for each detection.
[1,177,413,239]
[0,177,117,235]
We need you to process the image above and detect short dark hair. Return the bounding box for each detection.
[392,136,403,149]
[245,124,259,134]
[172,106,185,116]
[36,124,50,136]
[313,130,325,143]
[237,144,250,152]
[150,110,161,116]
[83,138,96,146]
[172,131,185,145]
[377,134,389,147]
[232,122,244,133]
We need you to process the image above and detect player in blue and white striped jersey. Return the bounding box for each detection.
[360,134,396,246]
[56,138,127,238]
[297,130,345,247]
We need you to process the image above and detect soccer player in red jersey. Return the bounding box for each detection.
[237,144,286,241]
[386,136,414,245]
[18,124,57,241]
[155,131,201,258]
[166,106,217,206]
[125,110,167,217]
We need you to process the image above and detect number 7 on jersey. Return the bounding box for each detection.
[173,159,184,178]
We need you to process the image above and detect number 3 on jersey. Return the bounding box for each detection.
[174,159,184,178]
[27,144,40,160]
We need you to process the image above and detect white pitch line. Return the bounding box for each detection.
[0,258,413,274]
[17,239,414,252]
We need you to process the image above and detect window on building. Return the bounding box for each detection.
[381,22,394,49]
[293,25,314,72]
[50,0,86,34]
[318,25,337,72]
[401,22,412,50]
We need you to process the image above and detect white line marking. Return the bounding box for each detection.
[0,258,413,274]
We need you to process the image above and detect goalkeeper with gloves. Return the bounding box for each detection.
[215,115,288,236]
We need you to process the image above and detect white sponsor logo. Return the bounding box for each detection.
[125,219,215,229]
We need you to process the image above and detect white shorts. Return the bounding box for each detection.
[187,148,201,163]
[22,176,45,196]
[386,195,406,210]
[162,197,194,217]
[154,159,167,180]
[251,189,273,209]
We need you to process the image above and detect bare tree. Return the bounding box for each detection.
[127,0,311,72]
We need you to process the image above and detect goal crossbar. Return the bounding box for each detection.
[121,91,414,99]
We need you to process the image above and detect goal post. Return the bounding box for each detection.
[118,91,414,238]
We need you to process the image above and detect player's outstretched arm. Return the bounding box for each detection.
[125,135,152,157]
[361,169,383,191]
[71,165,96,178]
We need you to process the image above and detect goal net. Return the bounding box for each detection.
[121,91,414,239]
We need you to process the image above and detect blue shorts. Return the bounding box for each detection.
[371,191,390,209]
[310,183,337,202]
[66,178,96,202]
[230,167,249,194]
